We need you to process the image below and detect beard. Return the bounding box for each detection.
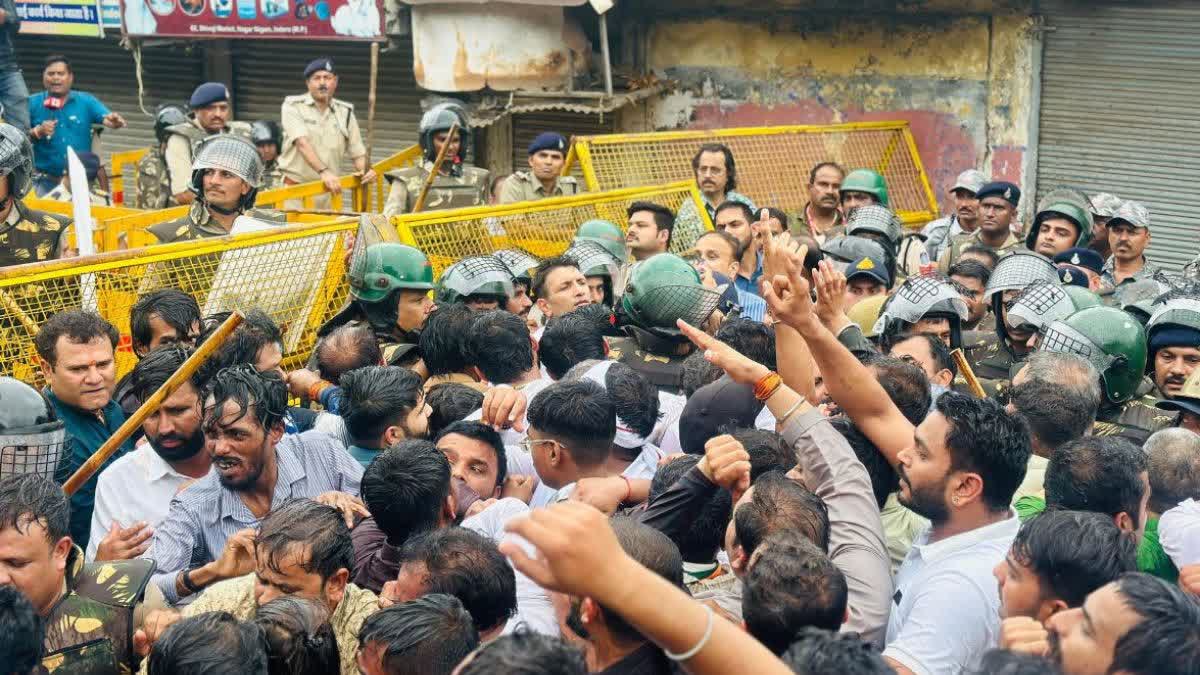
[149,429,206,462]
[213,438,268,491]
[1047,628,1063,665]
[897,466,951,524]
[565,597,591,641]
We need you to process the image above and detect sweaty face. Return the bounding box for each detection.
[396,290,434,334]
[306,71,337,101]
[626,210,667,258]
[808,166,843,210]
[1108,222,1150,263]
[889,335,940,383]
[993,550,1052,621]
[205,399,276,491]
[1034,217,1080,257]
[202,169,251,211]
[438,432,501,500]
[0,519,71,617]
[980,197,1015,235]
[845,277,885,307]
[42,61,73,96]
[144,382,206,463]
[895,412,954,525]
[953,188,980,223]
[1154,346,1200,399]
[840,191,876,211]
[1045,583,1141,675]
[253,543,341,612]
[529,150,565,181]
[539,266,591,318]
[44,336,116,413]
[695,151,729,197]
[714,208,753,249]
[950,274,987,325]
[195,102,229,133]
[694,234,739,279]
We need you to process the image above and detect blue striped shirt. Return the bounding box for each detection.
[735,289,768,322]
[144,430,363,604]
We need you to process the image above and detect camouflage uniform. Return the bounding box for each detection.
[148,202,285,244]
[498,170,579,204]
[0,198,71,267]
[162,119,253,198]
[381,159,490,217]
[134,146,173,210]
[1094,393,1175,446]
[937,229,1023,273]
[260,158,284,190]
[1099,256,1167,307]
[961,329,1018,399]
[41,546,154,675]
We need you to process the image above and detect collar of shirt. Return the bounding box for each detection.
[803,203,846,228]
[45,388,124,435]
[134,442,195,483]
[910,510,1020,564]
[1102,255,1158,281]
[216,437,308,527]
[347,444,379,468]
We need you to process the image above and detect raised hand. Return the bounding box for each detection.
[811,259,850,331]
[760,249,820,333]
[698,434,751,503]
[315,491,370,528]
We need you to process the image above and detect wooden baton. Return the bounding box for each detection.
[950,347,986,399]
[411,121,459,214]
[63,311,244,495]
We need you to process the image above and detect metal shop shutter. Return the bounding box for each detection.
[1036,2,1200,270]
[232,38,422,171]
[17,35,203,162]
[511,109,615,177]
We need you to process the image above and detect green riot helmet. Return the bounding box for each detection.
[620,253,721,337]
[348,243,435,304]
[1037,306,1148,405]
[840,169,889,208]
[1026,187,1094,251]
[1063,285,1101,311]
[434,255,515,307]
[419,101,470,165]
[493,248,542,285]
[573,219,627,261]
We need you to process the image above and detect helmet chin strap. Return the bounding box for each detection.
[206,200,241,216]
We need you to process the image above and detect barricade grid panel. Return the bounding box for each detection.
[573,123,938,226]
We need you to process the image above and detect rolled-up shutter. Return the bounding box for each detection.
[232,38,422,170]
[1037,2,1200,270]
[18,35,203,161]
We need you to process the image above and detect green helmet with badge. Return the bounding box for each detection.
[620,253,721,337]
[434,255,515,306]
[1026,187,1094,250]
[1037,306,1148,404]
[573,219,627,261]
[348,243,435,304]
[840,169,889,207]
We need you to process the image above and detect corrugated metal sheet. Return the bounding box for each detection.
[1037,1,1200,270]
[232,38,423,171]
[18,35,203,166]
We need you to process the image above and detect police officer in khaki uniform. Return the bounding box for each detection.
[279,58,375,207]
[938,181,1025,273]
[0,122,71,267]
[382,101,490,216]
[499,131,579,204]
[163,83,252,207]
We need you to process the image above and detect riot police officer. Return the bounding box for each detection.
[251,119,284,190]
[434,254,516,311]
[382,101,490,216]
[0,122,71,267]
[839,168,889,211]
[565,239,623,307]
[493,247,542,318]
[970,250,1062,394]
[134,103,188,209]
[873,274,969,350]
[1027,187,1094,259]
[1144,296,1200,400]
[572,218,627,261]
[163,82,252,206]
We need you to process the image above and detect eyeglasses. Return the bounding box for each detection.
[517,438,564,454]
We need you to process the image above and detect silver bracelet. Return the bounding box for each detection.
[776,395,807,425]
[664,604,714,662]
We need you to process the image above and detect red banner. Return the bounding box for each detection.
[119,0,383,40]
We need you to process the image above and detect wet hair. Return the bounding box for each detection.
[692,143,738,192]
[0,473,69,544]
[948,258,992,288]
[626,201,676,245]
[399,528,517,633]
[361,440,449,544]
[1144,428,1200,513]
[743,532,847,654]
[527,380,616,469]
[208,309,283,372]
[434,420,507,487]
[254,597,339,675]
[456,629,586,675]
[539,309,609,380]
[1110,572,1200,675]
[1010,510,1137,608]
[1013,351,1101,450]
[808,161,846,185]
[130,288,200,354]
[462,311,533,384]
[935,393,1032,511]
[340,366,424,448]
[0,584,43,674]
[204,364,288,433]
[732,428,796,482]
[649,455,731,564]
[148,611,268,675]
[600,518,683,642]
[531,256,580,301]
[419,304,475,377]
[425,383,484,437]
[779,627,892,675]
[34,309,119,367]
[859,352,931,426]
[735,471,829,555]
[967,649,1062,675]
[1044,436,1148,527]
[129,345,209,402]
[715,318,777,371]
[316,324,381,384]
[256,499,353,584]
[357,594,479,675]
[960,244,1000,269]
[828,416,895,511]
[681,350,722,397]
[588,361,660,441]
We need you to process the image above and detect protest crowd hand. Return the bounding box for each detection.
[316,491,370,528]
[481,386,527,432]
[285,368,323,399]
[133,609,182,657]
[500,474,536,504]
[760,247,822,335]
[94,520,153,562]
[677,319,771,386]
[698,434,751,503]
[570,476,629,515]
[1180,564,1200,597]
[811,259,852,332]
[209,528,258,581]
[998,616,1051,657]
[761,228,802,282]
[465,498,497,519]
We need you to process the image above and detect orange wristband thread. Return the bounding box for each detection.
[753,372,782,401]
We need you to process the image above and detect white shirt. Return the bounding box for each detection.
[882,513,1020,675]
[87,443,205,561]
[1160,498,1200,568]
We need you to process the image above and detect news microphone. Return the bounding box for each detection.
[43,96,64,110]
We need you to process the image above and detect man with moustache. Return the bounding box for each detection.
[792,161,846,244]
[143,365,365,606]
[1144,295,1200,400]
[163,82,252,206]
[938,181,1024,273]
[87,347,212,562]
[922,169,986,261]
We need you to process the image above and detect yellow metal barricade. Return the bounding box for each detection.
[110,147,149,206]
[0,218,357,386]
[393,181,711,277]
[26,198,146,253]
[565,121,940,227]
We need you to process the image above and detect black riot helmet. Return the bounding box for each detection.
[154,104,189,145]
[250,119,283,150]
[0,377,66,481]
